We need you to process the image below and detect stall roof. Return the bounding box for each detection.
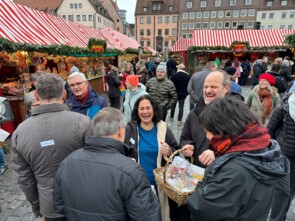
[144,46,157,55]
[171,38,191,52]
[0,0,139,50]
[192,29,295,47]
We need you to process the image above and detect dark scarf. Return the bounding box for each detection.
[209,123,270,157]
[258,88,273,120]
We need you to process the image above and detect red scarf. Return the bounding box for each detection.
[258,88,273,119]
[209,123,270,157]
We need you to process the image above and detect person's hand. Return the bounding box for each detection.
[31,202,42,218]
[160,142,172,157]
[182,144,194,157]
[199,150,215,166]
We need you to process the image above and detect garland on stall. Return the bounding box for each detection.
[87,38,107,50]
[188,46,198,76]
[284,33,295,47]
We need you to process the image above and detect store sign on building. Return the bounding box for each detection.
[232,42,247,57]
[91,45,104,53]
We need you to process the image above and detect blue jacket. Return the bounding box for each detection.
[65,89,108,119]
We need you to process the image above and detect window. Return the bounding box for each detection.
[210,22,215,29]
[262,13,266,19]
[189,12,195,19]
[172,28,177,35]
[189,33,193,38]
[158,16,162,23]
[211,11,216,18]
[182,13,188,19]
[182,33,187,38]
[203,22,208,29]
[88,15,92,21]
[182,23,188,29]
[290,12,295,18]
[280,25,286,29]
[245,0,252,5]
[232,21,238,28]
[158,29,162,35]
[70,4,73,9]
[74,3,77,9]
[233,10,239,17]
[169,6,173,11]
[83,15,86,21]
[249,9,255,16]
[157,3,161,10]
[79,3,82,8]
[147,29,151,35]
[281,12,287,18]
[76,15,80,21]
[225,10,231,17]
[165,41,169,47]
[281,0,288,6]
[204,11,209,18]
[225,21,230,28]
[218,11,224,18]
[98,16,101,23]
[266,1,273,6]
[247,20,253,27]
[230,0,236,6]
[196,22,201,29]
[140,29,144,35]
[196,12,202,18]
[62,15,66,19]
[187,1,192,8]
[261,25,265,29]
[189,22,194,29]
[140,17,144,24]
[140,41,144,47]
[217,22,223,28]
[201,1,206,7]
[269,13,274,19]
[147,41,151,47]
[165,16,170,23]
[153,4,157,10]
[143,7,147,12]
[267,25,273,29]
[239,21,245,26]
[68,15,73,21]
[172,16,177,23]
[241,9,247,17]
[147,17,151,24]
[288,25,293,29]
[215,0,221,7]
[50,10,55,14]
[103,19,106,25]
[165,29,169,35]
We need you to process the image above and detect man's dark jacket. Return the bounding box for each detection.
[53,136,161,221]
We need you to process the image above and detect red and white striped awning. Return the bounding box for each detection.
[191,29,295,47]
[144,46,157,55]
[171,38,192,52]
[0,0,139,50]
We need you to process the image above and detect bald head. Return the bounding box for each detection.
[203,70,230,104]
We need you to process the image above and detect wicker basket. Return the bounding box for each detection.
[153,149,195,206]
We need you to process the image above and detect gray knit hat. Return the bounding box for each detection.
[157,62,167,73]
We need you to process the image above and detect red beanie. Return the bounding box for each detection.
[126,75,140,87]
[258,73,275,86]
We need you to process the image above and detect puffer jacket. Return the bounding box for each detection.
[11,103,93,218]
[123,83,148,122]
[188,140,289,221]
[146,77,177,111]
[267,93,295,158]
[53,136,161,221]
[65,88,108,119]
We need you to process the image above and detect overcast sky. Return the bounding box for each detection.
[116,0,136,23]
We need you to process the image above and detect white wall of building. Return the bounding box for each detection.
[257,10,295,30]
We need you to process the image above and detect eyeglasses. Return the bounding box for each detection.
[69,81,86,88]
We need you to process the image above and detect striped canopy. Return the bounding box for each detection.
[171,38,191,52]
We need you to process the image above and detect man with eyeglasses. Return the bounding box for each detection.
[65,72,108,119]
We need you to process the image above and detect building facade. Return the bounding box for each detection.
[135,0,180,52]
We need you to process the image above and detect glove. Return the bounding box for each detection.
[31,202,42,218]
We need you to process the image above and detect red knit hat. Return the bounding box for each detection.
[258,73,275,86]
[126,75,140,87]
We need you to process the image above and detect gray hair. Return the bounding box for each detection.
[36,74,65,100]
[67,72,87,83]
[93,107,126,137]
[206,61,217,69]
[24,91,36,110]
[220,69,231,87]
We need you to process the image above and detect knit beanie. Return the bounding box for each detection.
[224,67,236,76]
[70,66,79,74]
[258,73,275,86]
[157,62,167,73]
[126,75,139,87]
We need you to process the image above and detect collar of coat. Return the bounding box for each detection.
[31,103,69,116]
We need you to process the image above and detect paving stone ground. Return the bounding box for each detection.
[1,85,294,220]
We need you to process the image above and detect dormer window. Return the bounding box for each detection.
[201,1,206,7]
[143,7,147,12]
[266,1,273,6]
[281,0,288,5]
[169,6,173,11]
[187,1,192,8]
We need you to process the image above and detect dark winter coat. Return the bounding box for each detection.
[266,70,287,93]
[180,98,209,167]
[146,77,177,111]
[267,93,295,158]
[188,140,289,221]
[166,58,177,77]
[170,70,190,98]
[252,62,265,86]
[137,67,149,85]
[65,88,108,119]
[150,62,160,78]
[106,71,122,97]
[280,65,294,88]
[53,136,161,221]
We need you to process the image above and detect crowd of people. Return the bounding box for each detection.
[0,54,294,221]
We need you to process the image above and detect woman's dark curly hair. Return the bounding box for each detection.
[131,95,163,124]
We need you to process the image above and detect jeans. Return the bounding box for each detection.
[170,96,187,121]
[0,147,6,168]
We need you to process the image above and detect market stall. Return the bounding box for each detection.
[171,38,191,72]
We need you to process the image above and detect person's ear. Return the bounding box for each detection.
[34,90,40,101]
[62,90,67,102]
